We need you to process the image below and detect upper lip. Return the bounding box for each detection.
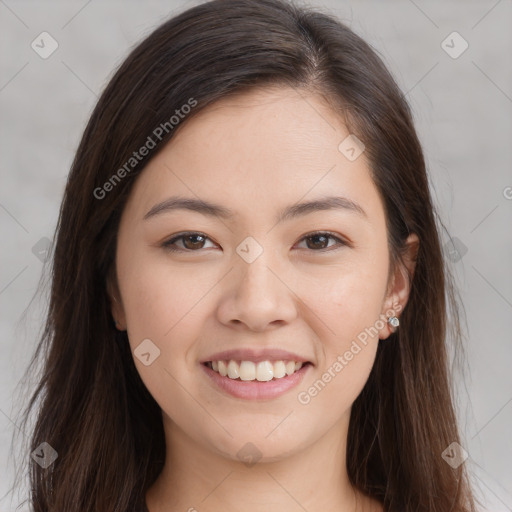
[201,348,313,365]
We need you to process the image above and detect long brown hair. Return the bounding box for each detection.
[10,0,475,510]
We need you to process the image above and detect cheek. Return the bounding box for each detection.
[295,285,382,421]
[299,251,389,347]
[117,256,211,418]
[120,265,177,340]
[117,252,220,367]
[293,254,388,402]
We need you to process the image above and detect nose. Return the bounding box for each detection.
[216,253,298,332]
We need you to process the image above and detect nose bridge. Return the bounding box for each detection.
[235,242,280,303]
[216,237,296,330]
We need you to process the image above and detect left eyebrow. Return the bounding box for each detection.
[143,195,368,223]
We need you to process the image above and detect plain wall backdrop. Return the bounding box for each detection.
[1,0,511,510]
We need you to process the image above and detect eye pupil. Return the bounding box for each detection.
[183,234,205,249]
[307,234,329,250]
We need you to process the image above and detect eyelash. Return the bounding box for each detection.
[161,231,348,253]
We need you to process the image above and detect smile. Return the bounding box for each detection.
[201,359,312,400]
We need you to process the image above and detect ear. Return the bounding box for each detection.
[106,266,127,331]
[378,233,419,340]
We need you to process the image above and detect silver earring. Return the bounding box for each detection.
[388,316,399,328]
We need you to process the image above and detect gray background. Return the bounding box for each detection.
[1,0,511,510]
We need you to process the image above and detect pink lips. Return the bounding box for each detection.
[200,361,312,400]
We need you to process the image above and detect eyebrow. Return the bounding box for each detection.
[143,195,368,223]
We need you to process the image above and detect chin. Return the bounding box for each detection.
[203,421,313,465]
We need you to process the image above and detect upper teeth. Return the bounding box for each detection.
[209,360,304,381]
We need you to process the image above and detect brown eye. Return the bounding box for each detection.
[162,232,217,252]
[296,232,347,251]
[162,231,348,254]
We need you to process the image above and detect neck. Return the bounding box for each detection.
[146,411,380,512]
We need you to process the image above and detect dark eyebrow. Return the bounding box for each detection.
[143,195,367,223]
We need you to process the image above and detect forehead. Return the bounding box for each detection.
[122,86,383,225]
[168,86,349,164]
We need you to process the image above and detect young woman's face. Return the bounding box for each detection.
[112,86,411,463]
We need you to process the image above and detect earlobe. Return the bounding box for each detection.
[379,233,419,340]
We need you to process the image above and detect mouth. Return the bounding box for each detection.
[200,359,313,400]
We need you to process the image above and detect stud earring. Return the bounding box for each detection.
[388,316,399,329]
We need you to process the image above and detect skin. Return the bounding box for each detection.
[109,86,418,512]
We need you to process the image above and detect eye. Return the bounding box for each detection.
[161,230,349,253]
[162,232,218,252]
[295,231,348,252]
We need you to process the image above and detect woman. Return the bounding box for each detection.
[13,0,476,510]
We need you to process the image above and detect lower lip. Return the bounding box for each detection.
[200,362,312,400]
